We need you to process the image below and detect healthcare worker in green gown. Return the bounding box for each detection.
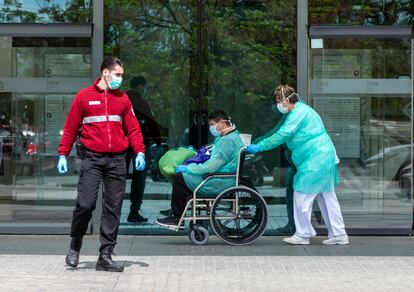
[156,110,245,229]
[253,111,296,235]
[247,85,349,245]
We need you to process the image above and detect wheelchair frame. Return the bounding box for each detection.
[167,146,268,245]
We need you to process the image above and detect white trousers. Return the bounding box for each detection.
[293,191,347,238]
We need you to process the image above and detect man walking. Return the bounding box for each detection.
[57,57,146,272]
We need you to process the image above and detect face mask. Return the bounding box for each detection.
[277,102,289,114]
[277,86,298,114]
[108,75,123,89]
[209,124,220,137]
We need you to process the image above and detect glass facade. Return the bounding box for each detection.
[104,0,297,234]
[309,37,412,230]
[309,0,413,25]
[0,36,91,231]
[0,0,412,235]
[0,0,92,23]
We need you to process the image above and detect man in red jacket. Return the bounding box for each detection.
[57,57,145,272]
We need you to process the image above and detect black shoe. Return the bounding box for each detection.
[65,248,79,267]
[159,208,173,217]
[156,214,185,230]
[127,212,148,223]
[95,252,124,272]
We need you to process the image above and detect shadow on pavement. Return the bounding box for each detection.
[65,260,149,270]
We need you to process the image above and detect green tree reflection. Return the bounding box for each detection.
[0,0,92,23]
[104,0,297,145]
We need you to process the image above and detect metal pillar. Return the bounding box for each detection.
[297,0,308,101]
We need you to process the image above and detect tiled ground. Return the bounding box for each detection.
[1,235,414,291]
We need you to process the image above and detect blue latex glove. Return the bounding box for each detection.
[247,144,262,154]
[176,165,187,174]
[135,153,146,171]
[57,155,67,174]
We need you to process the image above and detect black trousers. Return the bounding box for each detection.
[70,149,127,253]
[125,149,148,214]
[171,173,193,217]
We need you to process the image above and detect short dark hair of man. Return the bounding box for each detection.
[208,110,232,126]
[130,76,147,89]
[100,56,123,73]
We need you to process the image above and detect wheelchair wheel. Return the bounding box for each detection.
[189,224,209,245]
[210,186,267,245]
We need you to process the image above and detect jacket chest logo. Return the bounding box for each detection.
[89,100,101,105]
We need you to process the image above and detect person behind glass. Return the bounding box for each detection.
[156,110,244,228]
[247,85,349,245]
[125,76,162,223]
[253,102,296,235]
[57,57,146,272]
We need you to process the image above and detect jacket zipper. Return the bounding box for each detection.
[104,91,112,152]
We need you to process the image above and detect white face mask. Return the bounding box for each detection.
[277,87,299,114]
[277,102,289,114]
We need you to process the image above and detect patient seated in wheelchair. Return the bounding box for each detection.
[156,110,245,229]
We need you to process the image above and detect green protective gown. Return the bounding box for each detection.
[257,102,339,195]
[183,130,245,196]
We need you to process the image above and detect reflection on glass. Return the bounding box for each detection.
[310,37,412,230]
[0,0,92,23]
[309,0,413,25]
[105,0,192,234]
[205,0,297,232]
[0,37,91,228]
[105,0,298,234]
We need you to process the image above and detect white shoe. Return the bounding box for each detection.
[322,235,349,245]
[283,235,310,245]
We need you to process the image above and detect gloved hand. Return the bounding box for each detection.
[176,165,187,174]
[247,144,262,154]
[57,155,68,174]
[135,153,146,171]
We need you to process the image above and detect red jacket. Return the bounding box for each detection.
[58,78,145,156]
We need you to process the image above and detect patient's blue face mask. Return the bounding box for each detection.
[209,124,220,137]
[209,119,234,137]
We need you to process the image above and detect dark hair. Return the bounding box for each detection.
[208,110,232,126]
[274,84,300,104]
[100,57,123,73]
[130,76,147,89]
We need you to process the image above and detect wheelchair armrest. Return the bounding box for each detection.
[203,172,237,179]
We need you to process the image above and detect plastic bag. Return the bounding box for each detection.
[158,147,196,183]
[183,145,212,165]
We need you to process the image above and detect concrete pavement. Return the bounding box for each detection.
[1,235,414,291]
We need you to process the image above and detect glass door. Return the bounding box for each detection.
[203,0,297,234]
[309,28,413,234]
[0,35,92,233]
[105,0,298,235]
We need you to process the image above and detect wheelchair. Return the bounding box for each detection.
[168,147,268,245]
